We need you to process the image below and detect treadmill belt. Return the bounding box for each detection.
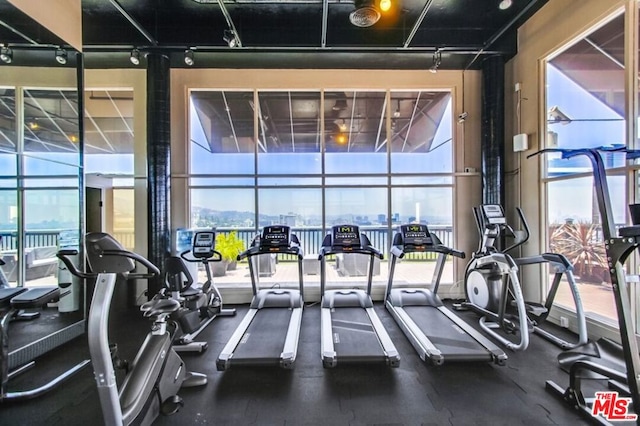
[232,308,291,364]
[403,306,491,359]
[331,307,385,361]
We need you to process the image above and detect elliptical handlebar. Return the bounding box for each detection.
[179,248,223,263]
[503,207,531,254]
[57,247,159,280]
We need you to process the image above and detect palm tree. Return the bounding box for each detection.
[549,221,608,283]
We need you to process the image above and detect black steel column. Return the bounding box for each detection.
[481,55,505,206]
[146,52,171,297]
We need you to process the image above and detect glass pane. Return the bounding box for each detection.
[325,177,387,186]
[391,176,453,185]
[256,188,323,286]
[190,91,255,174]
[547,176,625,322]
[325,91,387,174]
[390,91,453,173]
[23,89,80,166]
[24,156,80,176]
[390,186,454,285]
[191,177,255,187]
[0,88,16,154]
[190,188,255,229]
[24,189,79,286]
[24,177,79,188]
[257,177,321,186]
[85,90,135,174]
[0,153,17,177]
[257,91,321,174]
[113,189,135,250]
[546,13,625,174]
[0,189,17,285]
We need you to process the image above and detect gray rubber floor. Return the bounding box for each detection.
[0,299,605,425]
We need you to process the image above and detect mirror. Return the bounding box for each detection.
[0,0,85,371]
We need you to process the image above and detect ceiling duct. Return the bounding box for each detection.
[349,0,380,28]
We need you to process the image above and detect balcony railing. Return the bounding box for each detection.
[0,226,454,260]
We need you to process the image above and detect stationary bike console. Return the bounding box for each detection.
[192,231,216,259]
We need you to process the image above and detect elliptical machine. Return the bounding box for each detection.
[164,230,236,353]
[58,232,207,425]
[460,204,587,351]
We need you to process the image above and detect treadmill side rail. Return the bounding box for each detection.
[216,309,259,371]
[280,307,303,369]
[365,307,400,367]
[321,308,337,368]
[386,301,442,365]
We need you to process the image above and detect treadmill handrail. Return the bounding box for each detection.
[238,244,303,260]
[391,244,465,259]
[318,245,383,259]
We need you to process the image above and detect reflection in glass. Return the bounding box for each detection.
[390,91,453,174]
[257,91,321,174]
[0,88,17,154]
[24,189,79,286]
[547,176,624,321]
[0,189,17,284]
[325,91,387,174]
[23,89,80,167]
[190,91,255,174]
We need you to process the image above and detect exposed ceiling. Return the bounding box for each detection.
[0,0,549,70]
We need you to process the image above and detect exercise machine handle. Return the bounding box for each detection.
[101,249,160,278]
[503,207,530,254]
[179,249,223,263]
[57,249,98,279]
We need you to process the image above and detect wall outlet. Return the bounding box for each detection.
[560,316,569,328]
[513,133,528,152]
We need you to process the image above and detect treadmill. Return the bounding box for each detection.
[216,225,304,370]
[319,224,400,368]
[386,224,507,366]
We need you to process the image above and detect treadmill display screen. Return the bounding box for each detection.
[481,204,506,225]
[260,225,291,250]
[400,224,432,246]
[331,225,361,248]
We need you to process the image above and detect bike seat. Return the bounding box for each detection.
[142,298,181,317]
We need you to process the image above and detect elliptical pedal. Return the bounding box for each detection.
[160,395,184,416]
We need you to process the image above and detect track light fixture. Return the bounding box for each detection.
[429,50,442,74]
[184,49,195,66]
[55,48,67,65]
[130,49,141,65]
[223,29,240,48]
[0,46,12,64]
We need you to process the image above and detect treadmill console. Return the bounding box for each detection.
[399,224,433,247]
[259,225,292,251]
[192,231,216,258]
[331,224,362,249]
[481,204,506,225]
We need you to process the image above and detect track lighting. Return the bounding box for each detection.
[130,49,141,65]
[498,0,512,10]
[429,50,441,74]
[55,48,67,65]
[184,49,195,66]
[379,0,391,12]
[223,30,240,48]
[0,46,12,64]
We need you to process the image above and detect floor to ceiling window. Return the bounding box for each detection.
[544,12,626,323]
[188,88,454,288]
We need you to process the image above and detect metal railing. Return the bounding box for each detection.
[1,225,454,259]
